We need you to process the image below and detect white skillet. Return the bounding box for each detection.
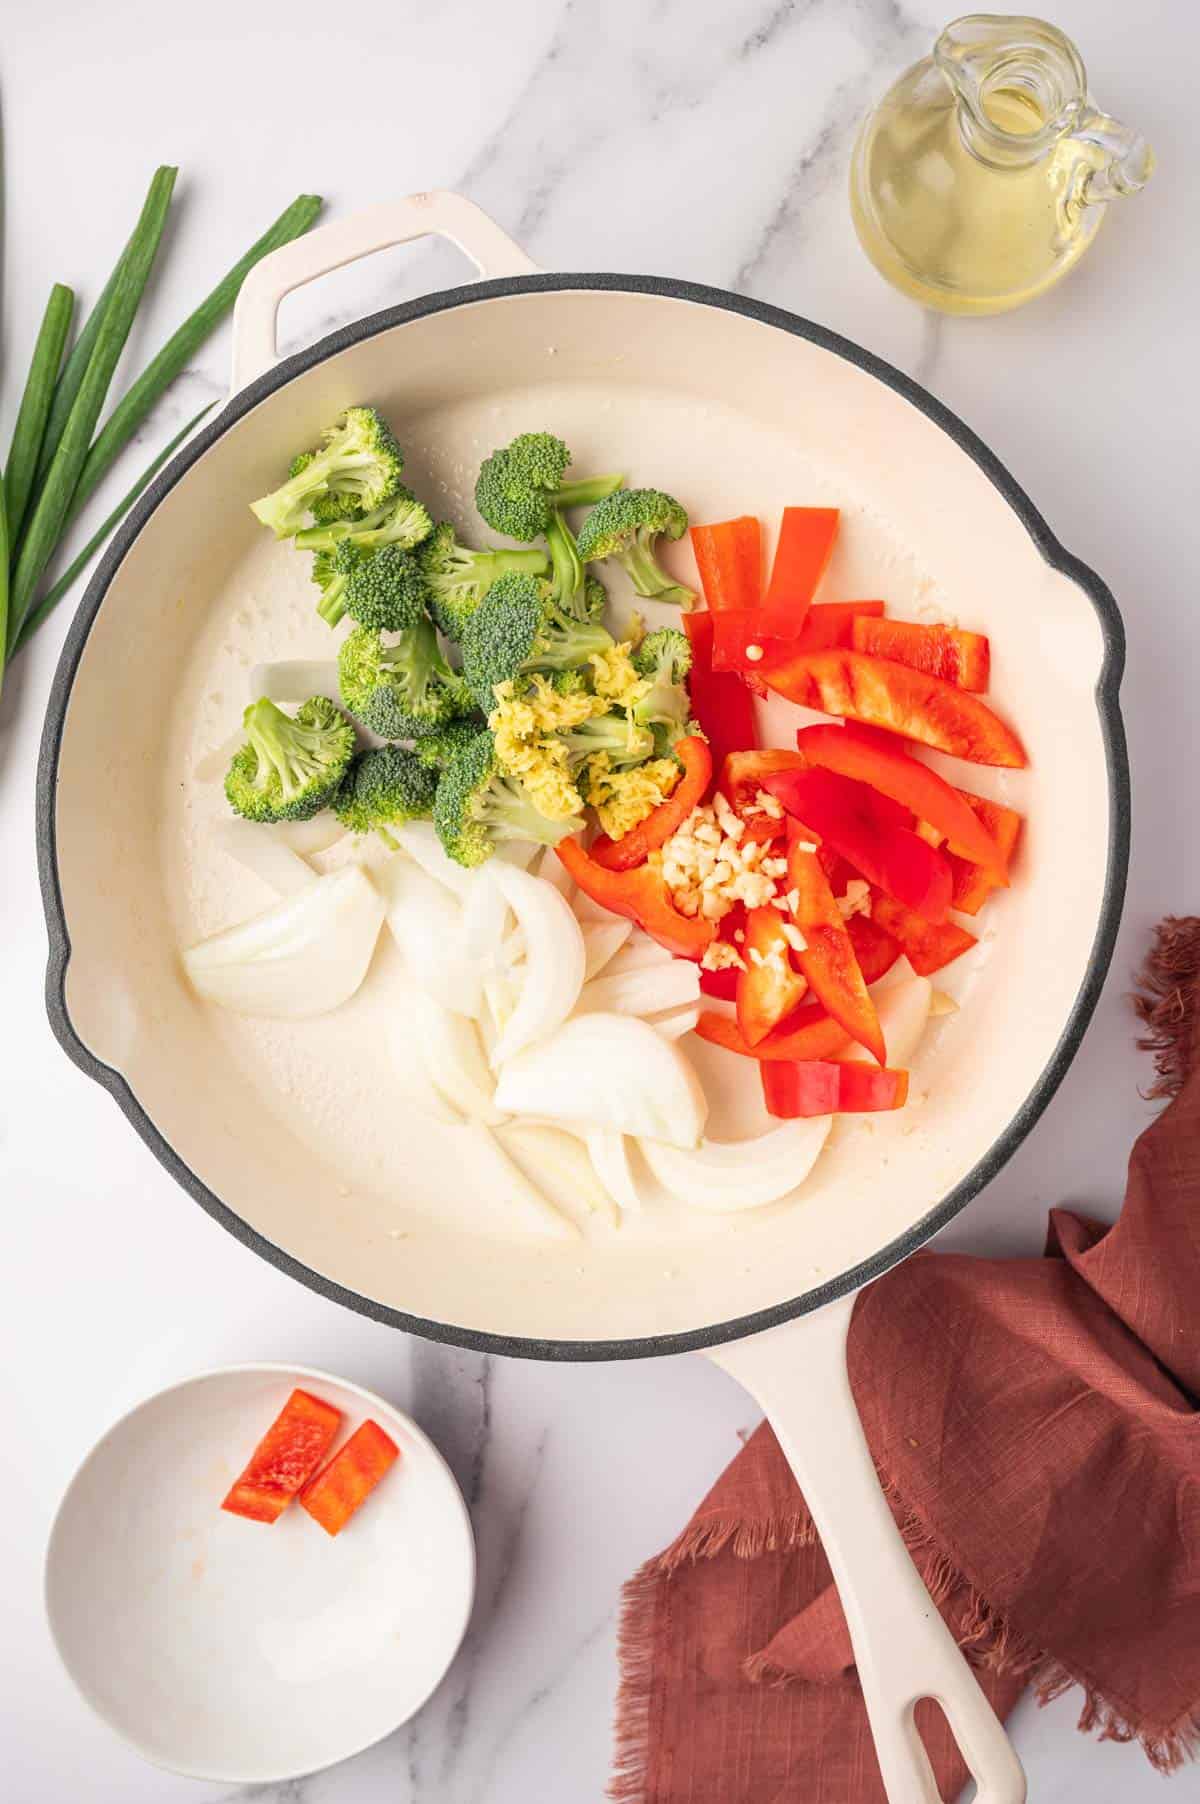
[39,192,1128,1801]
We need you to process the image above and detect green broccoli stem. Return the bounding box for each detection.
[545,509,586,618]
[554,474,625,508]
[622,538,697,607]
[317,575,350,626]
[477,546,551,583]
[485,781,575,846]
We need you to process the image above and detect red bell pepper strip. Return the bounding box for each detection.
[735,905,808,1046]
[870,890,978,975]
[798,722,1009,876]
[695,1000,850,1062]
[699,965,739,1001]
[590,736,712,870]
[948,791,1022,914]
[718,748,802,838]
[846,911,901,985]
[761,1059,909,1118]
[221,1388,342,1524]
[784,823,885,1063]
[710,610,794,674]
[762,506,839,633]
[557,836,716,960]
[763,649,1028,768]
[766,765,953,922]
[790,600,885,653]
[690,516,762,612]
[300,1419,400,1537]
[851,614,991,692]
[683,611,759,770]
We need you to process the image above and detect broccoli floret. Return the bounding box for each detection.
[576,488,696,607]
[290,453,364,528]
[310,538,363,624]
[631,627,696,752]
[338,621,473,740]
[474,432,624,542]
[251,408,405,538]
[583,573,608,621]
[413,714,488,771]
[318,543,430,631]
[333,744,437,843]
[433,730,578,868]
[293,486,433,555]
[419,520,551,640]
[225,697,356,823]
[559,711,655,770]
[583,754,683,841]
[461,571,614,711]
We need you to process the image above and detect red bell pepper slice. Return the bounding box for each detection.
[846,911,901,985]
[684,611,759,767]
[790,600,885,653]
[699,966,739,1001]
[784,823,885,1063]
[948,791,1022,914]
[766,766,953,922]
[850,614,991,692]
[557,836,716,960]
[798,722,1009,876]
[690,516,762,612]
[735,905,808,1046]
[590,736,712,870]
[710,610,793,674]
[870,891,978,974]
[763,649,1028,768]
[300,1419,400,1537]
[762,506,839,633]
[221,1388,342,1524]
[718,748,801,840]
[761,1059,909,1118]
[695,1000,850,1062]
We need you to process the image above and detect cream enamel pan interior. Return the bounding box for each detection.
[41,269,1125,1354]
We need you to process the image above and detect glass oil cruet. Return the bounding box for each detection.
[850,14,1153,314]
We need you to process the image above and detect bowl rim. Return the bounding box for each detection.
[35,272,1131,1361]
[43,1359,477,1783]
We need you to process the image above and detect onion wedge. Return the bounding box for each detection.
[488,863,586,1066]
[640,1116,833,1212]
[469,1123,579,1239]
[212,819,318,898]
[376,855,482,1018]
[494,1013,708,1148]
[574,961,700,1021]
[586,1130,647,1214]
[183,865,384,1019]
[581,920,633,980]
[407,988,504,1124]
[498,1123,618,1227]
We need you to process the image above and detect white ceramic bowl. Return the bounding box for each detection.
[44,1363,475,1782]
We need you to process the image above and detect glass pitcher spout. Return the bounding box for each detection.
[935,13,1089,166]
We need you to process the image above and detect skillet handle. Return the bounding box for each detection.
[707,1294,1026,1804]
[229,191,538,391]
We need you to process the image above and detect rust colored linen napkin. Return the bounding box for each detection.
[613,920,1200,1802]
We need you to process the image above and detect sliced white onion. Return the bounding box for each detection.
[494,1013,708,1148]
[498,1123,618,1227]
[581,920,633,980]
[483,974,518,1037]
[488,863,586,1066]
[392,821,476,899]
[249,659,343,708]
[603,932,677,976]
[845,977,933,1070]
[271,814,349,857]
[183,865,384,1019]
[652,1003,701,1041]
[195,727,247,783]
[575,960,700,1022]
[586,1130,647,1214]
[408,988,504,1123]
[386,1003,464,1126]
[460,869,510,974]
[212,818,319,898]
[376,855,481,1018]
[537,842,575,900]
[640,1116,833,1213]
[469,1123,579,1239]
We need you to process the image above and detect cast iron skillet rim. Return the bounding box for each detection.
[36,271,1130,1362]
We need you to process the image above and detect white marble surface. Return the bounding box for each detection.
[1,1,1194,1799]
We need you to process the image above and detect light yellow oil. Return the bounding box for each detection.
[850,77,1101,315]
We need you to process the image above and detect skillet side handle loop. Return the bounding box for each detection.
[229,191,538,393]
[708,1295,1026,1804]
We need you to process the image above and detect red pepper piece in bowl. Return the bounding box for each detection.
[760,1059,909,1118]
[869,892,979,975]
[300,1420,400,1537]
[590,737,712,870]
[766,765,953,923]
[735,905,808,1046]
[784,824,885,1064]
[683,612,759,768]
[221,1388,342,1524]
[557,837,716,961]
[850,615,991,692]
[762,505,840,634]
